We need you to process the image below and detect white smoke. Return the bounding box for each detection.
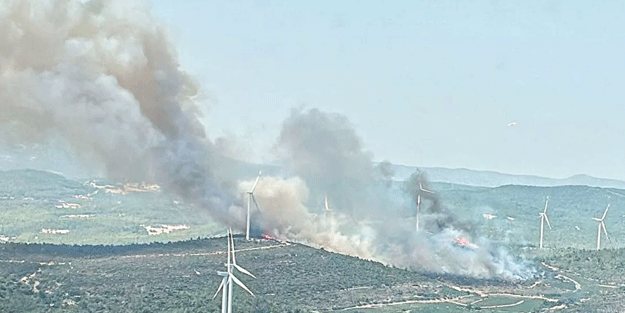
[238,175,534,279]
[238,176,377,260]
[252,108,534,279]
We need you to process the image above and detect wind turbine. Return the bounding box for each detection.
[246,171,263,240]
[539,197,551,249]
[592,204,610,250]
[213,229,255,313]
[415,182,435,232]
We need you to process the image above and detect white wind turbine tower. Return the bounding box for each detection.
[246,171,263,240]
[213,229,255,313]
[415,182,435,232]
[539,197,552,249]
[592,204,610,250]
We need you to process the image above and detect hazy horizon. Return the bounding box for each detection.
[1,0,624,182]
[142,0,625,181]
[1,143,624,183]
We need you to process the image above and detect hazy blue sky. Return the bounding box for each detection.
[148,0,625,180]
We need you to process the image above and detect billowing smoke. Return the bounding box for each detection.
[1,0,532,279]
[276,108,375,216]
[238,176,377,260]
[0,0,236,225]
[249,108,534,279]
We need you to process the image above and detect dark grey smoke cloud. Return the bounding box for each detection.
[404,170,475,235]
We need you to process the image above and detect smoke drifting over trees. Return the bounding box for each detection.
[0,0,532,279]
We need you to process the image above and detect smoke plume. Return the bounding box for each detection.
[276,108,376,216]
[255,108,534,279]
[0,0,533,279]
[0,0,235,224]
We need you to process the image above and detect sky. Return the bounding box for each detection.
[145,0,625,180]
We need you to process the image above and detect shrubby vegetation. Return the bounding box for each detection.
[5,239,622,312]
[0,239,452,312]
[437,184,625,250]
[0,169,222,245]
[2,169,625,311]
[543,248,625,284]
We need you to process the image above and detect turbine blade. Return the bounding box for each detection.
[230,230,237,265]
[601,204,610,220]
[213,278,225,299]
[418,181,434,194]
[421,187,434,194]
[544,215,551,229]
[543,198,549,214]
[226,229,231,269]
[250,171,262,193]
[251,194,263,213]
[233,264,256,278]
[602,222,609,241]
[231,274,255,296]
[592,217,601,222]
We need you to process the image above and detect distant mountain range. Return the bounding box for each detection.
[390,164,625,189]
[239,162,625,189]
[3,144,624,189]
